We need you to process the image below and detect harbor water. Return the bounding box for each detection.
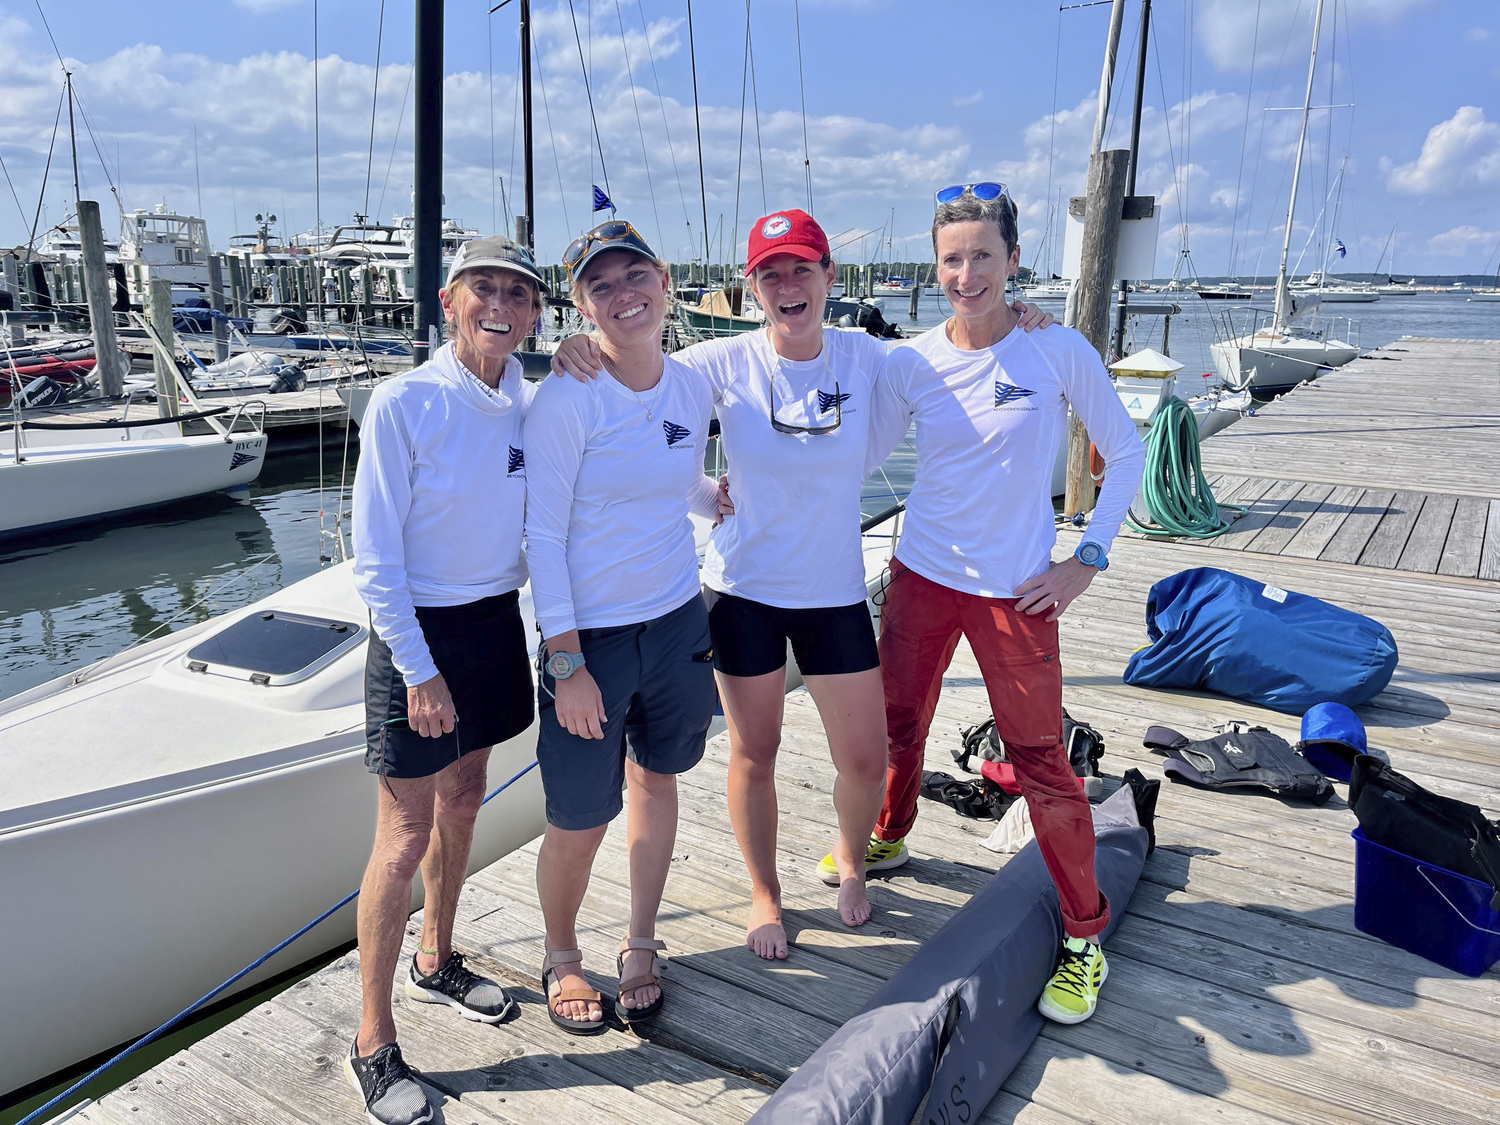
[3,291,1497,703]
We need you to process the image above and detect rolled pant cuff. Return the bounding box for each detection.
[1062,893,1110,941]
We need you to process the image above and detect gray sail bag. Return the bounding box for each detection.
[748,824,1149,1125]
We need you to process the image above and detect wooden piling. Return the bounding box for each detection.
[77,201,126,397]
[148,278,180,419]
[207,255,231,363]
[1063,148,1130,519]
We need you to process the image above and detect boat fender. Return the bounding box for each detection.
[747,823,1149,1125]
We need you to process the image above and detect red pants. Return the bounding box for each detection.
[876,558,1109,939]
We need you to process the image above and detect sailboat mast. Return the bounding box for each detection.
[520,0,534,251]
[412,0,443,364]
[65,71,81,214]
[1274,0,1327,328]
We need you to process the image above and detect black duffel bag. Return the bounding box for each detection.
[1348,755,1500,909]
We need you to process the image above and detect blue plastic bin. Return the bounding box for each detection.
[1352,827,1500,977]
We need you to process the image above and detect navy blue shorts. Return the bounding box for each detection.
[536,593,716,831]
[704,589,880,679]
[364,591,535,779]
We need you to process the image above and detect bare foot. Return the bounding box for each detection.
[618,946,662,1011]
[838,876,872,928]
[548,960,603,1023]
[746,895,789,960]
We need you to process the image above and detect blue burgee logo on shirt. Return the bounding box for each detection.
[507,445,525,475]
[816,389,852,413]
[662,420,692,447]
[994,381,1037,408]
[229,450,257,470]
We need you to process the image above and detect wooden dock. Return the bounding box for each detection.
[72,337,1500,1125]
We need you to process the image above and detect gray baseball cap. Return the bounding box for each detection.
[445,234,550,294]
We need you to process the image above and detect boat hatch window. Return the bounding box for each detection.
[184,611,365,686]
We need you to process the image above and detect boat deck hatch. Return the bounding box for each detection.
[184,611,365,686]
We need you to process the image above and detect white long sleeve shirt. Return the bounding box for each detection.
[674,328,893,609]
[523,355,716,638]
[869,319,1145,598]
[352,344,534,685]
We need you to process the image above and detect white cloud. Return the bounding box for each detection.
[1197,0,1435,72]
[1387,106,1500,195]
[1427,225,1500,258]
[1467,27,1492,43]
[952,91,983,108]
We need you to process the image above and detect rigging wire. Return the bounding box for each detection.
[686,0,713,273]
[746,2,767,215]
[363,0,387,222]
[1244,0,1305,283]
[731,7,751,273]
[488,8,497,232]
[507,21,521,234]
[1034,3,1063,277]
[68,88,126,218]
[635,0,693,257]
[566,0,612,203]
[22,85,66,264]
[1226,0,1263,277]
[32,0,65,69]
[615,0,665,250]
[533,35,574,236]
[1,151,32,232]
[313,0,321,239]
[374,62,414,223]
[793,0,813,212]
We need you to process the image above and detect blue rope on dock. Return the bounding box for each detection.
[19,759,540,1125]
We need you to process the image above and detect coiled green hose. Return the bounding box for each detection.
[1125,395,1243,538]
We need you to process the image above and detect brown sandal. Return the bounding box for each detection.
[614,937,666,1024]
[541,948,607,1036]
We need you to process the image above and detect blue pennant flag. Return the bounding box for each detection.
[592,185,614,213]
[1335,239,1347,259]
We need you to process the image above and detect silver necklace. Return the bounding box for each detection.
[603,358,664,421]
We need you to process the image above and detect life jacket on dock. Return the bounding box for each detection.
[1144,722,1333,803]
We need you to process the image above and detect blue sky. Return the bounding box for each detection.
[2,0,1497,278]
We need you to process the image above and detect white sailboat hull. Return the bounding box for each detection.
[0,433,269,537]
[0,562,544,1100]
[1209,334,1358,394]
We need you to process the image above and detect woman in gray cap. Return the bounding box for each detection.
[347,234,548,1125]
[524,220,722,1034]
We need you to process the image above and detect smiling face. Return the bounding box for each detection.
[440,266,538,366]
[934,220,1020,324]
[749,252,835,347]
[573,249,669,350]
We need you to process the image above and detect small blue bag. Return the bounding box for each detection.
[1123,568,1398,714]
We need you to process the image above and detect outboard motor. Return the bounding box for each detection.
[268,365,308,394]
[16,375,65,408]
[268,309,308,335]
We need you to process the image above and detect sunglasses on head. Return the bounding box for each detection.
[562,220,655,277]
[934,182,1009,205]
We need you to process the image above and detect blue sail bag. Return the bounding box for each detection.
[1122,567,1397,713]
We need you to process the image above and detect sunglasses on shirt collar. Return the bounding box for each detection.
[770,379,843,436]
[934,182,1009,205]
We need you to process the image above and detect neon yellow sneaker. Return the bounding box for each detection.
[1037,937,1108,1024]
[817,835,910,885]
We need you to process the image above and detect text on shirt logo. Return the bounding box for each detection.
[816,389,852,413]
[507,445,525,475]
[662,420,693,447]
[993,381,1037,409]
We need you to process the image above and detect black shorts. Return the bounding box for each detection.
[704,589,880,679]
[536,593,716,830]
[364,591,535,779]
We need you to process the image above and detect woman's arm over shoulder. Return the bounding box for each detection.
[863,345,919,480]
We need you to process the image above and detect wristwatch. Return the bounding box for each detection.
[547,650,587,679]
[1074,541,1109,571]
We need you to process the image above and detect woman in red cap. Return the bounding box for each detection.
[552,209,1051,959]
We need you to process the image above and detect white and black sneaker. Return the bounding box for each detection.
[344,1039,433,1125]
[404,951,514,1022]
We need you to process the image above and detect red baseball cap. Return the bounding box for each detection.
[746,209,829,273]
